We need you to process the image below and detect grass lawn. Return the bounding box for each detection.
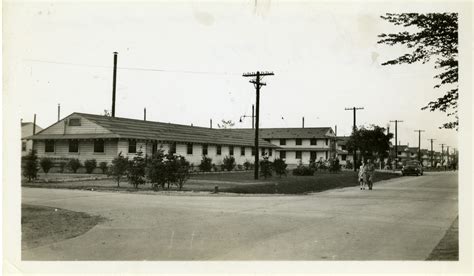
[22,204,105,251]
[23,170,401,195]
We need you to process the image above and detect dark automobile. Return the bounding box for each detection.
[402,160,424,176]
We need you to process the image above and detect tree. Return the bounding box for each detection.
[272,158,287,178]
[175,156,191,190]
[39,157,53,174]
[22,150,39,182]
[98,161,108,174]
[84,159,97,174]
[127,151,147,189]
[199,156,212,172]
[67,159,82,173]
[222,156,236,171]
[378,13,458,129]
[217,119,235,129]
[108,153,129,187]
[259,156,273,178]
[346,125,393,163]
[146,150,167,191]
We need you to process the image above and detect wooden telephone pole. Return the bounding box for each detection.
[414,129,425,162]
[390,120,404,167]
[345,107,364,171]
[243,71,274,180]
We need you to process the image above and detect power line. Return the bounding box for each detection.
[24,59,240,76]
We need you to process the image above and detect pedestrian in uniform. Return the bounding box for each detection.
[365,159,375,190]
[358,160,366,190]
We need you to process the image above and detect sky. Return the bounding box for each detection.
[4,0,466,153]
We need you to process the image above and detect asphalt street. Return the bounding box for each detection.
[22,171,458,260]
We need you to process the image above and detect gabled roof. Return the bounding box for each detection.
[28,112,278,148]
[225,127,335,139]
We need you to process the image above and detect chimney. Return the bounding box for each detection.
[33,114,37,135]
[111,52,118,117]
[57,103,61,121]
[302,117,305,128]
[210,119,213,128]
[144,108,146,121]
[335,125,337,136]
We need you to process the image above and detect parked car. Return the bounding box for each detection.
[402,160,424,176]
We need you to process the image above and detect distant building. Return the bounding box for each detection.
[21,122,43,156]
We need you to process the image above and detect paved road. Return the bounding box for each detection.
[22,172,458,260]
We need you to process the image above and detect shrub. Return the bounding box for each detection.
[146,150,167,191]
[243,161,253,171]
[328,158,341,173]
[259,156,273,178]
[222,156,236,171]
[345,160,353,170]
[40,157,53,174]
[58,161,67,173]
[292,164,315,176]
[98,162,108,174]
[127,151,146,189]
[175,156,191,190]
[199,156,212,172]
[67,158,82,173]
[316,160,327,170]
[84,159,97,174]
[108,153,129,187]
[163,154,190,190]
[22,150,39,182]
[272,158,287,178]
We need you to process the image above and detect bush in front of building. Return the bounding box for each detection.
[243,161,253,171]
[222,156,236,171]
[39,157,53,174]
[108,153,129,187]
[345,160,353,170]
[199,156,212,172]
[147,150,167,190]
[174,156,191,190]
[58,161,67,173]
[259,156,273,179]
[292,163,315,176]
[67,158,82,173]
[127,151,146,189]
[328,158,341,173]
[99,162,108,174]
[272,158,287,178]
[22,150,39,182]
[84,159,97,174]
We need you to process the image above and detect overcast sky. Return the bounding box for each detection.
[4,0,464,152]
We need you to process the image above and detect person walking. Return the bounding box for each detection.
[358,160,366,190]
[365,159,376,190]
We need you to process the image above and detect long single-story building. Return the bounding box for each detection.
[27,112,279,166]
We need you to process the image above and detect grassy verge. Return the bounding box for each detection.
[426,217,459,260]
[22,204,106,251]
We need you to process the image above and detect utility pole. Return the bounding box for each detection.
[33,114,37,135]
[440,143,445,167]
[390,120,404,168]
[446,146,450,167]
[111,51,118,117]
[302,117,305,128]
[243,71,274,180]
[345,107,364,171]
[414,129,425,162]
[428,139,436,167]
[144,108,147,121]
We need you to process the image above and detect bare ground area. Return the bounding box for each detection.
[21,204,106,251]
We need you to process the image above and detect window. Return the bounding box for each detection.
[202,144,208,155]
[240,147,245,156]
[152,142,158,154]
[68,118,81,126]
[229,146,234,156]
[280,151,286,159]
[310,151,316,161]
[296,151,302,159]
[169,142,176,154]
[251,147,256,156]
[342,154,347,161]
[69,140,79,153]
[325,151,328,159]
[94,139,104,153]
[325,139,328,146]
[296,138,302,145]
[269,149,272,156]
[45,140,55,152]
[310,138,317,145]
[128,140,137,153]
[187,143,193,155]
[341,145,347,150]
[22,141,27,151]
[216,145,222,155]
[398,151,402,156]
[261,148,266,156]
[280,139,286,145]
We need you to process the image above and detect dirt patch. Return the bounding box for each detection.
[426,217,458,260]
[22,204,106,251]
